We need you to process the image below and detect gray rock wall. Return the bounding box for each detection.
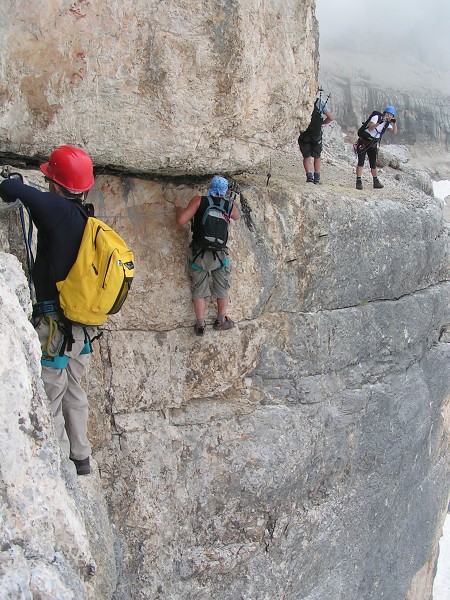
[0,0,317,175]
[91,170,449,600]
[0,249,116,599]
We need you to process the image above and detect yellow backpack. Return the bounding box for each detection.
[56,207,135,326]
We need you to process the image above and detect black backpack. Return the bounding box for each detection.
[358,110,384,141]
[194,195,232,250]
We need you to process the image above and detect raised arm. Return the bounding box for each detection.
[175,195,202,225]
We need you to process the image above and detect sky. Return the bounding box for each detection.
[315,0,450,71]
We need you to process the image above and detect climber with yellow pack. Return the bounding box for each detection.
[0,145,134,476]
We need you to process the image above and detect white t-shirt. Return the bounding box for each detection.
[367,115,393,139]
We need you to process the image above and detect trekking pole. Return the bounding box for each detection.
[228,178,243,220]
[228,179,238,207]
[317,87,331,117]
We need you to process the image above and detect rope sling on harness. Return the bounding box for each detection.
[42,315,60,357]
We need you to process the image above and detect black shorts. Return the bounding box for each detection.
[298,132,323,159]
[357,140,378,169]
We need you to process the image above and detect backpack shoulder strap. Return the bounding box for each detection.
[201,196,215,224]
[72,201,94,219]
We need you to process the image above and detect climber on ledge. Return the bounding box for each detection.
[0,146,97,476]
[298,91,334,185]
[175,175,240,336]
[355,106,398,190]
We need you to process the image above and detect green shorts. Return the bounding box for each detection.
[189,247,232,299]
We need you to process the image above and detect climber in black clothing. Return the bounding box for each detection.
[0,146,96,475]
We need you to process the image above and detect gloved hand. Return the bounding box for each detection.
[0,174,25,205]
[0,180,18,203]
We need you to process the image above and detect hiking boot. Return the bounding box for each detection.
[306,173,314,183]
[313,173,321,185]
[70,456,91,476]
[194,322,206,336]
[356,179,363,190]
[373,178,384,189]
[213,316,235,331]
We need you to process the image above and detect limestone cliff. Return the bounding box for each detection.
[0,0,317,175]
[0,2,449,600]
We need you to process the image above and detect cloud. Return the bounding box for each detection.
[316,0,450,70]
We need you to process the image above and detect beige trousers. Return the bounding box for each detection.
[36,317,95,460]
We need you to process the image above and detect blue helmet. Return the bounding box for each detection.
[383,106,396,116]
[208,175,228,197]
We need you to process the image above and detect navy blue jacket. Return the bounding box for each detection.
[0,179,87,302]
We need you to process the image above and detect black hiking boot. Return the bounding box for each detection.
[356,179,363,190]
[70,456,91,475]
[313,173,321,185]
[373,178,384,189]
[194,322,206,336]
[306,173,314,183]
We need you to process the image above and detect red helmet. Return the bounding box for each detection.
[40,145,95,192]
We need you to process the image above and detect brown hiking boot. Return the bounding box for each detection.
[213,316,235,331]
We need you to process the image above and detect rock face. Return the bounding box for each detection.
[1,149,449,598]
[0,250,116,599]
[0,0,317,175]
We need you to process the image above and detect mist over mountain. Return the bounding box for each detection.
[316,0,450,73]
[315,0,450,171]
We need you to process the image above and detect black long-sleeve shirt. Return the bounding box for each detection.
[0,179,86,302]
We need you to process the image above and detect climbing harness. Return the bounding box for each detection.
[35,303,101,369]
